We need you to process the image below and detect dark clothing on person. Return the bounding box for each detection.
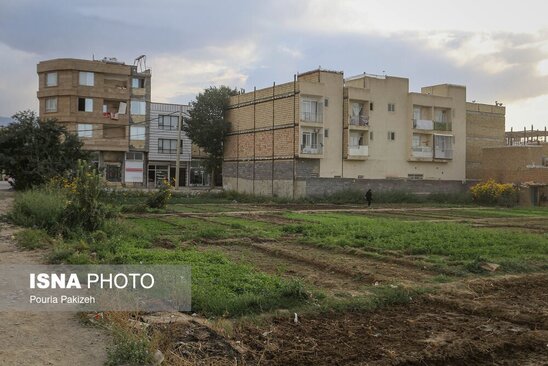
[365,189,372,207]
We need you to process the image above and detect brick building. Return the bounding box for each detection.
[223,69,501,198]
[37,57,151,185]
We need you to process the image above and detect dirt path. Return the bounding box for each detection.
[0,184,109,366]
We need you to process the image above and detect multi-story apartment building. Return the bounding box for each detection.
[224,69,500,198]
[37,57,151,185]
[147,102,192,187]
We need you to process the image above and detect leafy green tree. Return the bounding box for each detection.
[183,86,237,185]
[0,110,88,190]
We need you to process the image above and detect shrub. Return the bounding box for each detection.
[146,179,173,209]
[470,179,518,207]
[10,189,67,234]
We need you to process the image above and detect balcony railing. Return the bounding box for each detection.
[348,145,369,156]
[411,146,433,158]
[413,119,433,130]
[434,149,453,159]
[300,111,323,123]
[301,144,322,154]
[349,116,369,127]
[433,121,452,131]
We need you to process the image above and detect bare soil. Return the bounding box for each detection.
[0,186,109,366]
[158,275,548,366]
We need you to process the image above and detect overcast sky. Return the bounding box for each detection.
[0,0,546,130]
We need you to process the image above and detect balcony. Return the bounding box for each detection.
[434,148,453,160]
[411,146,433,159]
[300,144,322,155]
[348,145,369,157]
[349,116,369,128]
[413,119,433,130]
[433,121,452,131]
[300,111,323,123]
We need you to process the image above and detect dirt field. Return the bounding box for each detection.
[150,205,548,365]
[0,184,109,366]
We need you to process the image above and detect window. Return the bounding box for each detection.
[302,132,318,148]
[388,103,395,112]
[301,98,323,122]
[46,72,57,87]
[45,97,57,112]
[408,174,424,180]
[369,131,374,140]
[158,139,182,154]
[130,100,146,115]
[324,98,329,107]
[78,98,93,112]
[387,131,395,141]
[105,164,121,182]
[324,129,329,138]
[434,135,453,159]
[158,115,180,130]
[79,72,94,86]
[126,152,144,161]
[370,102,374,111]
[132,78,145,88]
[77,123,92,138]
[130,125,146,141]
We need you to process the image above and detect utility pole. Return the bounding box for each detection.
[175,108,182,190]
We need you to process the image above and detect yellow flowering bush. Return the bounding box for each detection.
[146,178,173,209]
[470,179,517,207]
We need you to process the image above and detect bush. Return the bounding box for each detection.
[63,161,112,231]
[146,179,173,209]
[470,179,518,207]
[10,189,67,234]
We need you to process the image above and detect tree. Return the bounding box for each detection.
[183,86,237,185]
[0,110,88,190]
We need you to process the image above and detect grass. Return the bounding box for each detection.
[281,212,548,271]
[10,189,67,234]
[46,217,311,317]
[15,228,53,250]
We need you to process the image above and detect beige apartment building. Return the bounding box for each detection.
[224,69,502,198]
[37,57,151,184]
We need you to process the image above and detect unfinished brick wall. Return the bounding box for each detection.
[466,103,505,179]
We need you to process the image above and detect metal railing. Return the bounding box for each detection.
[300,144,322,154]
[411,146,433,158]
[433,121,452,131]
[300,111,323,123]
[348,145,369,156]
[412,119,434,130]
[349,116,369,127]
[434,149,453,159]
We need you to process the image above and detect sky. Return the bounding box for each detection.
[0,0,546,130]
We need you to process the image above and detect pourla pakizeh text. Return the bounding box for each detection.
[29,295,97,304]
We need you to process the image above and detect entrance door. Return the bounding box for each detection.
[169,167,186,187]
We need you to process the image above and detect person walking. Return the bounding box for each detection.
[365,189,372,207]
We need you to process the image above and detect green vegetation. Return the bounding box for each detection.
[0,110,88,190]
[470,179,518,207]
[281,212,548,271]
[10,189,67,234]
[106,326,154,366]
[15,229,53,250]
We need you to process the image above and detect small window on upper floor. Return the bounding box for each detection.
[324,129,329,138]
[387,131,395,141]
[130,125,146,141]
[130,100,146,115]
[132,78,145,89]
[370,131,374,140]
[370,102,374,111]
[78,98,93,112]
[388,103,395,112]
[77,123,93,138]
[79,72,94,86]
[46,72,57,87]
[45,97,57,113]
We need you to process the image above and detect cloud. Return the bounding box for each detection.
[0,0,546,129]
